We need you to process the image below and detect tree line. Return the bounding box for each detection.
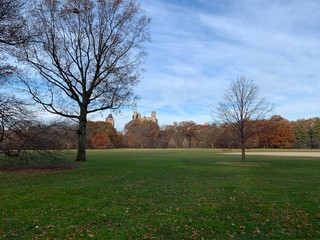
[1,109,319,165]
[16,115,315,150]
[124,115,320,149]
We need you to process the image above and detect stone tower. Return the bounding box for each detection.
[106,114,114,126]
[132,111,157,123]
[151,111,156,121]
[151,111,157,123]
[132,111,141,120]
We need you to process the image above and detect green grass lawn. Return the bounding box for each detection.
[0,149,319,239]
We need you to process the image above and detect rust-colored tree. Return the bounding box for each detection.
[87,121,121,148]
[18,0,150,161]
[258,115,295,148]
[124,119,160,148]
[91,132,110,149]
[269,115,295,148]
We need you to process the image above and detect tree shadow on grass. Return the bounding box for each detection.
[217,162,268,167]
[0,151,78,173]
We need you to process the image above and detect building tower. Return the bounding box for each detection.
[151,111,158,123]
[133,111,139,120]
[106,114,114,126]
[132,111,157,123]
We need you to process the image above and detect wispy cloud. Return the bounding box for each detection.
[107,0,320,130]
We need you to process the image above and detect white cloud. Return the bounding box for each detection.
[106,0,320,130]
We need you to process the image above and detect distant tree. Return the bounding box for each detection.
[215,124,238,148]
[161,124,181,147]
[87,121,120,148]
[255,120,269,148]
[18,0,150,161]
[293,120,310,148]
[214,76,274,161]
[60,123,78,150]
[292,118,320,149]
[311,118,320,149]
[124,120,159,148]
[177,121,197,147]
[195,124,221,148]
[168,138,177,148]
[258,115,295,148]
[304,118,320,149]
[91,132,111,149]
[182,138,189,148]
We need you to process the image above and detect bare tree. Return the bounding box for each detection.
[177,121,197,147]
[18,0,150,161]
[0,0,29,46]
[196,124,221,148]
[214,76,274,161]
[124,119,160,149]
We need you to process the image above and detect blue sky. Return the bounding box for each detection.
[102,0,320,130]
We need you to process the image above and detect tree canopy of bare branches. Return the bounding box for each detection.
[214,76,274,161]
[0,0,29,81]
[18,0,150,161]
[0,0,29,47]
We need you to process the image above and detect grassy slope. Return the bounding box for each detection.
[0,149,319,239]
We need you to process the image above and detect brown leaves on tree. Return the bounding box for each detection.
[91,132,110,149]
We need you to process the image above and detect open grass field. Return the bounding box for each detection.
[0,149,319,239]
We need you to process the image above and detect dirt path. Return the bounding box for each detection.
[225,152,320,158]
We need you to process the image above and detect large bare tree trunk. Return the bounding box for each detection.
[76,110,87,162]
[241,140,246,162]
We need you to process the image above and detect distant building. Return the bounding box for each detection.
[132,111,158,123]
[106,114,114,126]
